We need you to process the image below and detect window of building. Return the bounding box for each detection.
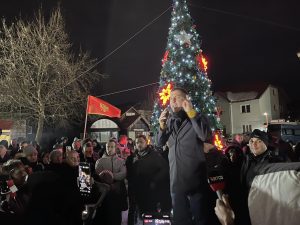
[241,104,251,113]
[283,129,293,135]
[274,104,277,111]
[273,89,276,96]
[242,124,252,133]
[294,129,300,136]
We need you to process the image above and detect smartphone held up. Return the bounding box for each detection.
[78,162,92,196]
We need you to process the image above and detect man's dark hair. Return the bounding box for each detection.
[136,135,147,141]
[0,140,8,149]
[172,87,188,95]
[108,139,117,145]
[83,142,93,150]
[52,143,63,150]
[82,138,92,146]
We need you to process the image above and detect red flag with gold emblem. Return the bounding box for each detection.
[86,95,121,118]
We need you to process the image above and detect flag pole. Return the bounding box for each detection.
[83,95,89,140]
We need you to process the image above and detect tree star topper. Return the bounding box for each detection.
[175,30,192,46]
[159,83,173,106]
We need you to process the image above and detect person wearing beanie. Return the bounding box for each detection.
[238,129,282,225]
[248,129,269,155]
[241,129,282,191]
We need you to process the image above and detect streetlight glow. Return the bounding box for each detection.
[263,112,269,130]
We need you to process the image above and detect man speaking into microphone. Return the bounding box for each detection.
[157,87,211,225]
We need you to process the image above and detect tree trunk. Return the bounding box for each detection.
[35,114,44,144]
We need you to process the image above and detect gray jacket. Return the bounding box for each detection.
[157,111,210,193]
[95,154,126,181]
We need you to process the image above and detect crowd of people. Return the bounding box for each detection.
[1,89,300,225]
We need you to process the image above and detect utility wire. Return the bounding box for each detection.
[190,4,300,32]
[45,5,172,101]
[46,81,160,107]
[98,82,159,98]
[45,4,300,108]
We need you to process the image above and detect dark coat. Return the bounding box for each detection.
[237,149,283,225]
[126,147,171,213]
[24,167,83,225]
[0,152,10,164]
[157,111,210,194]
[240,149,282,192]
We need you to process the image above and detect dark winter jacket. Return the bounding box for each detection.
[126,147,171,213]
[157,110,210,194]
[25,168,84,225]
[240,149,282,192]
[237,149,283,225]
[0,152,10,165]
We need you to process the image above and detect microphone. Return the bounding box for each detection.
[208,172,225,200]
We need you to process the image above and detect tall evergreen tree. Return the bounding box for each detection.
[151,0,222,140]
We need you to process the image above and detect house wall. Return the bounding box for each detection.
[215,94,231,136]
[0,120,27,143]
[231,99,264,134]
[216,85,286,135]
[260,86,280,121]
[11,120,27,140]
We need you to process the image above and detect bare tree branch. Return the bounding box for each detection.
[0,7,102,143]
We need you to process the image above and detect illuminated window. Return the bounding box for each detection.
[241,104,251,113]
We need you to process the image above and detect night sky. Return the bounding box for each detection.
[1,0,300,106]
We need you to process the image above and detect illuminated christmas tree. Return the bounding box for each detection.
[151,0,223,148]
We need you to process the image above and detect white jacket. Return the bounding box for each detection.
[248,162,300,225]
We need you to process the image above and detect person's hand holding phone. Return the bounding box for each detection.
[159,108,169,130]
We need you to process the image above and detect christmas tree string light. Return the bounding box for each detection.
[152,0,223,146]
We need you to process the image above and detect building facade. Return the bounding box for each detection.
[215,84,289,136]
[87,107,151,143]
